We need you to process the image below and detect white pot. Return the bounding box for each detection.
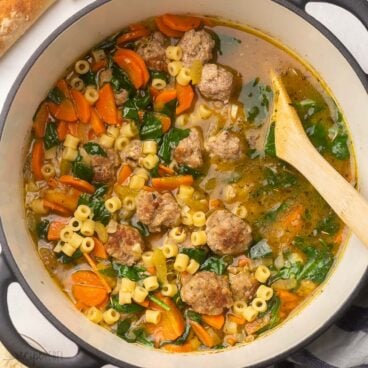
[0,1,367,367]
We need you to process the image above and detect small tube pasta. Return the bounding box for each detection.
[162,243,179,258]
[61,242,76,257]
[199,104,212,119]
[69,232,83,248]
[142,141,157,155]
[133,286,148,303]
[174,253,190,272]
[161,283,178,297]
[233,204,248,219]
[176,67,191,86]
[251,298,268,313]
[166,45,183,61]
[86,307,103,324]
[94,221,108,242]
[64,134,80,149]
[53,240,64,253]
[256,285,274,301]
[84,86,99,104]
[62,147,78,161]
[146,310,161,325]
[233,301,247,317]
[169,227,186,243]
[224,320,238,335]
[181,211,193,226]
[119,290,132,305]
[192,211,206,227]
[151,78,167,90]
[168,61,183,77]
[186,259,200,275]
[135,168,149,181]
[178,185,194,200]
[120,278,136,293]
[74,205,91,221]
[114,136,130,151]
[80,219,95,237]
[41,164,56,179]
[30,199,49,215]
[107,126,120,139]
[69,217,82,232]
[120,122,138,138]
[75,60,90,74]
[105,197,122,213]
[129,175,145,190]
[142,154,159,170]
[191,231,207,246]
[92,49,105,62]
[230,103,239,121]
[255,265,271,283]
[143,276,159,292]
[99,134,115,148]
[60,226,74,242]
[70,77,84,91]
[80,237,95,253]
[243,306,258,322]
[103,308,120,325]
[122,196,136,211]
[142,251,154,268]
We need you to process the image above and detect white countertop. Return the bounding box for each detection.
[0,1,367,367]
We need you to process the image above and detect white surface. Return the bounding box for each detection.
[0,1,367,367]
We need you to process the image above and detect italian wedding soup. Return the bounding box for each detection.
[24,14,354,351]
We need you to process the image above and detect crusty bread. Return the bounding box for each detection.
[0,0,56,58]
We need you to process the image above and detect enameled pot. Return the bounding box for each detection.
[0,1,368,367]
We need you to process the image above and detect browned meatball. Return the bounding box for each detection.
[205,130,244,161]
[105,224,145,265]
[206,209,252,255]
[91,149,119,183]
[198,64,234,103]
[173,128,203,169]
[229,271,259,302]
[136,191,180,232]
[181,271,233,315]
[120,140,142,167]
[136,32,168,71]
[178,29,215,66]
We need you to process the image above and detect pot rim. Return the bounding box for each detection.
[0,0,367,367]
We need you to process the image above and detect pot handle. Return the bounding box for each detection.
[0,254,103,368]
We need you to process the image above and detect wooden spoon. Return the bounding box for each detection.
[271,71,368,246]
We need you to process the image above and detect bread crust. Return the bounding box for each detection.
[0,0,56,58]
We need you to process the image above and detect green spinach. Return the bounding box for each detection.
[47,86,64,104]
[44,123,59,150]
[83,142,107,157]
[37,219,50,240]
[200,256,230,275]
[249,239,273,259]
[158,128,190,163]
[140,112,163,141]
[180,248,208,264]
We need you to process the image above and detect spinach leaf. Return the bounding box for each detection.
[173,292,186,309]
[78,192,111,225]
[44,123,60,150]
[72,157,94,183]
[111,62,134,94]
[133,89,152,110]
[140,112,163,141]
[331,134,350,160]
[293,99,324,123]
[37,219,50,240]
[317,213,340,235]
[256,296,281,334]
[150,163,160,178]
[158,98,177,122]
[180,248,208,264]
[80,71,96,86]
[133,328,154,347]
[264,122,276,157]
[117,319,135,342]
[161,323,191,347]
[176,165,203,179]
[187,310,202,323]
[57,248,83,264]
[113,262,146,281]
[93,184,108,198]
[270,262,303,283]
[306,123,329,153]
[47,86,64,104]
[158,128,190,163]
[263,167,297,190]
[109,296,145,314]
[257,202,289,225]
[122,100,140,122]
[133,221,150,237]
[241,78,273,126]
[249,239,273,259]
[83,142,107,157]
[150,70,169,83]
[200,256,230,275]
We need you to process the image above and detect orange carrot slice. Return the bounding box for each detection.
[33,102,49,138]
[91,237,108,260]
[56,79,70,98]
[48,98,77,122]
[71,89,91,123]
[56,121,69,141]
[59,175,95,194]
[31,140,44,180]
[95,84,118,125]
[155,16,183,38]
[176,84,194,115]
[117,28,150,45]
[43,199,72,217]
[201,314,225,330]
[154,89,177,111]
[90,108,106,136]
[162,14,201,32]
[117,164,132,184]
[91,59,107,72]
[152,175,193,191]
[190,321,216,348]
[47,221,67,241]
[158,164,175,176]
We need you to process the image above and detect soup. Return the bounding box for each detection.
[23,14,353,351]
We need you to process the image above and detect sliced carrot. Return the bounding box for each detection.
[47,178,58,188]
[237,257,251,267]
[163,342,194,353]
[149,86,161,99]
[143,185,155,192]
[31,140,44,181]
[71,270,108,307]
[136,299,150,308]
[95,83,118,125]
[59,175,95,194]
[56,121,69,141]
[44,189,79,212]
[83,253,111,293]
[146,293,185,343]
[47,221,67,241]
[225,336,238,346]
[158,114,171,133]
[282,204,304,229]
[154,89,177,111]
[90,108,106,136]
[152,175,193,191]
[33,101,49,138]
[43,199,72,217]
[155,16,183,38]
[146,266,156,275]
[277,290,301,316]
[162,14,201,32]
[91,237,108,260]
[68,122,79,137]
[71,89,91,124]
[176,84,194,115]
[190,321,216,348]
[158,164,175,176]
[117,164,133,184]
[228,314,246,325]
[117,28,150,45]
[56,79,70,98]
[49,98,77,122]
[91,59,107,72]
[201,314,225,330]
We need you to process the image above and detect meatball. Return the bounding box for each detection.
[136,32,168,71]
[173,129,203,169]
[205,130,244,161]
[181,271,233,315]
[178,29,215,66]
[136,191,181,232]
[91,150,119,183]
[198,64,234,103]
[120,140,142,167]
[229,272,259,302]
[206,209,252,255]
[105,224,145,265]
